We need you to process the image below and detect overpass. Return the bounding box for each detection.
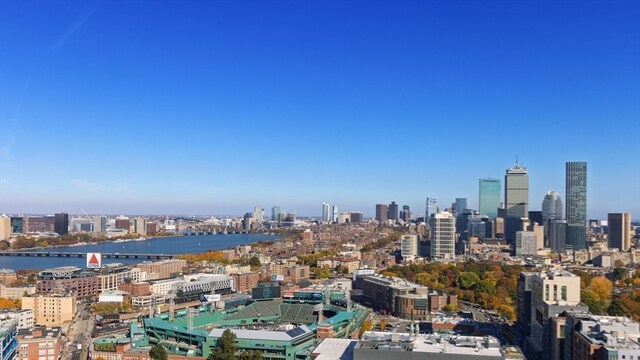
[0,251,175,260]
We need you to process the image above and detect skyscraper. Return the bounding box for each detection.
[479,178,501,218]
[608,213,631,251]
[331,205,339,223]
[400,235,418,260]
[425,198,438,220]
[504,163,528,243]
[271,206,280,221]
[387,201,399,222]
[91,216,107,233]
[399,205,412,222]
[565,162,587,250]
[321,202,330,224]
[375,204,388,225]
[542,191,563,221]
[454,198,467,216]
[253,207,265,222]
[429,211,456,258]
[54,213,69,235]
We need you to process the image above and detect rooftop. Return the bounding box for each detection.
[208,325,312,342]
[312,338,356,360]
[357,331,519,358]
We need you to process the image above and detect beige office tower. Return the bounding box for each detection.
[0,215,10,240]
[607,213,632,251]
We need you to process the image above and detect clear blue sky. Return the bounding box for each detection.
[1,0,639,218]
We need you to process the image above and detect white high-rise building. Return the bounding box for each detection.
[400,235,418,260]
[331,205,338,223]
[321,202,330,224]
[429,211,455,258]
[253,207,264,222]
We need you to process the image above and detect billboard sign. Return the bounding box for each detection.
[270,274,285,282]
[87,253,102,269]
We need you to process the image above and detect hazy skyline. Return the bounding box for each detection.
[1,1,639,218]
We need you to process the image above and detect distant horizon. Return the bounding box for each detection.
[1,1,638,219]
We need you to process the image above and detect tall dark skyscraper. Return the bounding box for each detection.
[375,204,388,225]
[608,213,631,251]
[399,205,412,222]
[565,162,587,250]
[54,213,69,235]
[387,201,399,221]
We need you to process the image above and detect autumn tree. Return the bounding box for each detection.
[589,277,613,302]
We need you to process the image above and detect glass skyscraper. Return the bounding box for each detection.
[479,178,501,218]
[566,162,587,250]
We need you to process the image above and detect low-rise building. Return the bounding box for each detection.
[355,331,524,360]
[231,272,260,293]
[16,326,62,360]
[0,285,36,300]
[137,259,186,280]
[0,270,17,286]
[0,310,33,330]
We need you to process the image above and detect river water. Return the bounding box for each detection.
[0,234,279,271]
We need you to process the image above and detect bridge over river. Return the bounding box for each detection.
[0,251,175,260]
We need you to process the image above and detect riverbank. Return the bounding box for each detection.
[0,233,282,270]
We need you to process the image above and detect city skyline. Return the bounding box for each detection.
[1,1,639,217]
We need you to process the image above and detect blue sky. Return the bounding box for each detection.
[1,0,638,218]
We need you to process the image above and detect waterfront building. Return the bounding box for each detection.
[114,216,130,231]
[133,217,146,236]
[429,211,456,258]
[479,178,501,218]
[608,213,632,251]
[400,235,418,260]
[271,206,280,222]
[0,216,11,241]
[53,213,68,236]
[252,207,265,223]
[21,293,76,326]
[505,163,529,243]
[91,216,107,234]
[9,217,22,235]
[387,201,399,222]
[36,267,97,300]
[566,161,587,250]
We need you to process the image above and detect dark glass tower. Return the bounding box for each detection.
[54,213,69,235]
[565,162,587,250]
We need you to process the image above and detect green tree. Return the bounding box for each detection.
[249,256,262,268]
[442,304,457,312]
[209,329,238,360]
[149,344,168,360]
[581,290,606,315]
[457,272,480,290]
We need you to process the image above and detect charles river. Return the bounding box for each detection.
[0,234,280,271]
